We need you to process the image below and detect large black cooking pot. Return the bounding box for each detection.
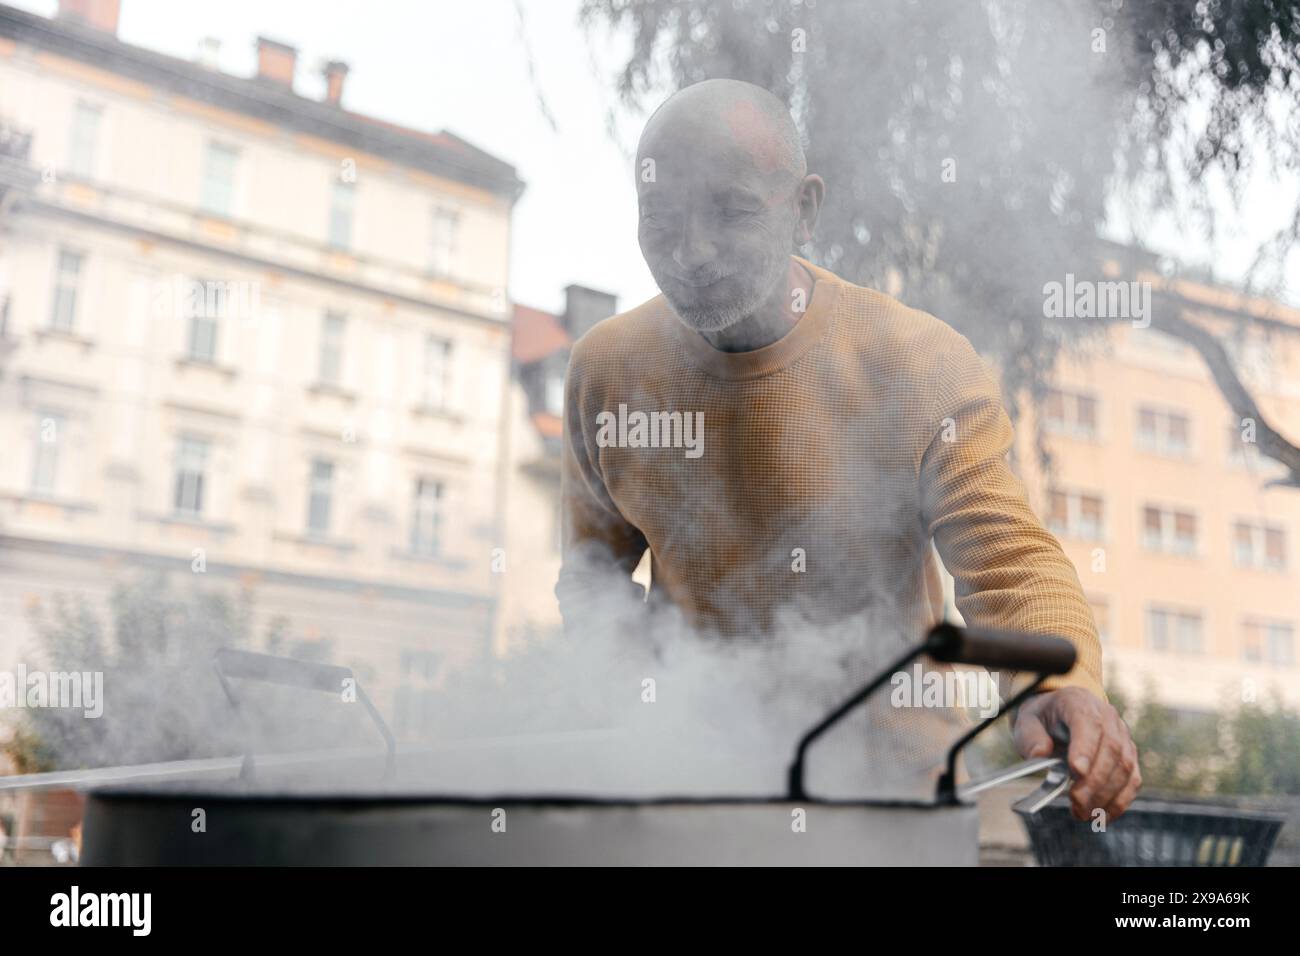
[80,623,1076,866]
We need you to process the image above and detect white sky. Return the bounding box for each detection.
[10,0,1298,313]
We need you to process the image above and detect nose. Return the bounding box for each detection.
[671,211,717,275]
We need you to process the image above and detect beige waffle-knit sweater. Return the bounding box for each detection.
[556,255,1103,702]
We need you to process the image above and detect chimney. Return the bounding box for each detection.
[196,37,221,70]
[57,0,121,34]
[255,36,297,90]
[322,60,350,107]
[563,285,618,342]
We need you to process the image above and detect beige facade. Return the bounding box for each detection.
[1012,267,1300,712]
[0,3,522,732]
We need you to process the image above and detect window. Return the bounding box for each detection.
[328,180,354,249]
[49,249,84,332]
[1046,489,1104,540]
[200,141,239,217]
[1136,406,1191,456]
[1142,505,1197,556]
[67,101,101,178]
[1146,607,1204,654]
[1243,620,1295,666]
[186,282,219,362]
[318,312,345,385]
[395,648,442,736]
[422,335,451,409]
[306,459,334,535]
[1088,596,1111,644]
[545,374,564,416]
[1042,388,1098,439]
[400,649,440,683]
[173,436,210,516]
[429,206,459,275]
[1233,521,1287,571]
[30,412,65,496]
[411,477,443,556]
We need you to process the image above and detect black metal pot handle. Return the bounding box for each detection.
[925,622,1077,674]
[213,648,397,782]
[785,623,1076,802]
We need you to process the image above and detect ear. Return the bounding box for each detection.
[793,174,825,244]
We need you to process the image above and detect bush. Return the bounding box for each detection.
[972,672,1300,797]
[4,573,260,772]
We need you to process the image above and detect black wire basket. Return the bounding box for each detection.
[1018,797,1285,867]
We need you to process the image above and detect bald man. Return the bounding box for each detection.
[557,79,1139,818]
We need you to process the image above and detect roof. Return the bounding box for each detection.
[512,303,571,364]
[530,411,563,439]
[0,4,524,201]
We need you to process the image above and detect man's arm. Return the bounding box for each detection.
[919,333,1140,820]
[554,355,650,641]
[919,335,1104,699]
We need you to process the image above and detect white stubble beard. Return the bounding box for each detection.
[664,247,790,334]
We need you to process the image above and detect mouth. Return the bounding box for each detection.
[671,273,730,290]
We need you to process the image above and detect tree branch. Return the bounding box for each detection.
[1081,295,1300,489]
[1148,298,1300,487]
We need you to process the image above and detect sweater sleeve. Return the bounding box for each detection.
[918,333,1105,701]
[554,348,651,641]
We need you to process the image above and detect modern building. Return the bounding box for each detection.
[1010,244,1300,712]
[0,0,523,733]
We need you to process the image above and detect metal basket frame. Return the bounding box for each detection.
[1019,797,1285,867]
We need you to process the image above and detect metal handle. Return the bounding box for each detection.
[785,623,1079,803]
[1012,762,1074,815]
[927,622,1077,674]
[214,648,355,694]
[958,755,1066,799]
[214,649,397,781]
[786,640,931,800]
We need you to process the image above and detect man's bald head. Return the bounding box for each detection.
[637,79,806,190]
[633,79,822,334]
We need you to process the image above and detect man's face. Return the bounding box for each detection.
[637,125,799,332]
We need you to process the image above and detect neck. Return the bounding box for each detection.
[701,257,813,353]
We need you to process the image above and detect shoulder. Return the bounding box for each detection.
[563,295,676,418]
[567,294,674,374]
[822,270,981,382]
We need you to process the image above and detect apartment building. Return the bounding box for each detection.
[0,1,523,730]
[1012,246,1300,712]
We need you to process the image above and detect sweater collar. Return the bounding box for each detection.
[668,255,842,381]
